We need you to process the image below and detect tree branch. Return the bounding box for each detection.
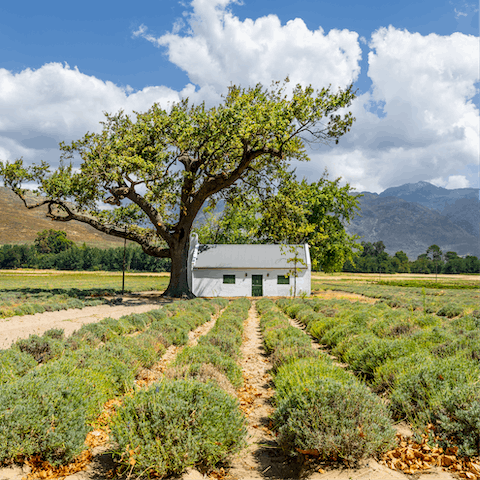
[125,189,172,245]
[8,188,170,257]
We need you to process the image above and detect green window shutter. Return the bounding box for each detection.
[277,275,290,285]
[223,274,236,284]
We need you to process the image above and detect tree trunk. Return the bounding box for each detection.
[163,237,195,298]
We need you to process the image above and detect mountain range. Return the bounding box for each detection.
[347,181,479,259]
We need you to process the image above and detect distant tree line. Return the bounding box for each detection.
[1,230,478,275]
[343,241,480,274]
[0,229,170,272]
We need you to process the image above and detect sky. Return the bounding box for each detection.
[0,0,479,193]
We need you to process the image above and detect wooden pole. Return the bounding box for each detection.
[122,227,126,295]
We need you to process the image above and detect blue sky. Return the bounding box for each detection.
[0,0,478,192]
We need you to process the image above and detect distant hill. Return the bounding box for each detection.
[378,181,479,238]
[378,181,479,210]
[0,187,125,248]
[348,182,480,259]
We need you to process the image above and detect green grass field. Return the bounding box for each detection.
[0,269,169,292]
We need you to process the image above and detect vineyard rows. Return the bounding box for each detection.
[0,291,479,479]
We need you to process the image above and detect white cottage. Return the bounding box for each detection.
[187,234,311,297]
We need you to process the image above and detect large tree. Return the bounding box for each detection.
[0,81,355,296]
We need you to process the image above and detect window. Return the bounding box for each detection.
[277,275,290,285]
[223,274,236,284]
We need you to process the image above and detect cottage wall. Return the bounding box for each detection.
[192,268,310,297]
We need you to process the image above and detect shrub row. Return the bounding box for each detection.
[0,299,221,466]
[257,299,396,463]
[0,298,225,386]
[279,298,480,456]
[317,283,477,316]
[0,289,109,319]
[172,297,249,388]
[109,298,249,478]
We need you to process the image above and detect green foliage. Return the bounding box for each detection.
[436,303,463,318]
[278,294,480,456]
[0,287,113,320]
[111,379,246,478]
[0,298,223,466]
[174,344,243,388]
[14,332,65,363]
[34,229,74,254]
[436,384,480,456]
[342,241,480,275]
[258,299,395,462]
[149,318,189,346]
[0,347,129,466]
[378,280,479,290]
[168,298,248,390]
[199,173,362,273]
[111,333,166,369]
[0,242,171,272]
[198,323,242,359]
[274,357,352,398]
[0,373,92,466]
[273,377,395,462]
[0,347,37,385]
[389,356,480,425]
[371,352,433,394]
[341,336,416,379]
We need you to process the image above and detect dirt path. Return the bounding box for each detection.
[312,290,377,303]
[227,302,291,479]
[0,293,170,349]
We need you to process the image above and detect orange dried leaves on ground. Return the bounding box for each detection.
[382,434,480,479]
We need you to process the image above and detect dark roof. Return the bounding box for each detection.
[193,244,309,269]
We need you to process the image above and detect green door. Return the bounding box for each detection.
[252,275,263,297]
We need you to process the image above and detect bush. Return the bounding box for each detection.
[436,384,480,456]
[269,298,396,462]
[173,345,243,388]
[14,333,65,364]
[308,317,337,340]
[198,325,242,359]
[0,348,37,385]
[270,344,318,371]
[390,355,480,424]
[274,357,352,399]
[149,318,189,346]
[111,380,246,477]
[0,363,111,465]
[263,325,309,356]
[273,377,395,462]
[371,352,432,393]
[112,333,166,369]
[436,304,463,318]
[342,336,417,379]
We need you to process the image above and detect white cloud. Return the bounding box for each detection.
[432,174,471,189]
[303,27,479,192]
[0,62,199,166]
[136,0,362,92]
